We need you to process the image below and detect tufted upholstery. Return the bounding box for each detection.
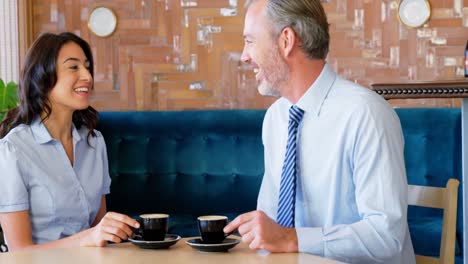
[97,110,265,237]
[396,108,463,263]
[97,108,463,262]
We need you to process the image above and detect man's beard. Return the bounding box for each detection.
[257,45,289,97]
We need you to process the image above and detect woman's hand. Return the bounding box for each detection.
[82,212,140,247]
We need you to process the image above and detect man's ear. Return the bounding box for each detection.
[278,26,296,57]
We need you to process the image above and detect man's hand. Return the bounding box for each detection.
[223,210,298,252]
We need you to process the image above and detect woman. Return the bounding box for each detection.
[0,32,139,251]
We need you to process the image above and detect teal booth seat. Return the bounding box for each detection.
[97,108,463,262]
[396,108,463,264]
[97,110,266,238]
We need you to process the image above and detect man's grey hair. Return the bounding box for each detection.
[245,0,330,60]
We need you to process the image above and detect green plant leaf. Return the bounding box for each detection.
[0,79,18,122]
[6,81,18,109]
[0,79,18,112]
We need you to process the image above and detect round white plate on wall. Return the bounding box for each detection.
[397,0,431,28]
[88,7,117,37]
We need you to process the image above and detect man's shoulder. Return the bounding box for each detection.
[329,76,392,111]
[333,76,377,99]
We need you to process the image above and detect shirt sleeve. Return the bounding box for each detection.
[0,140,29,213]
[96,132,111,195]
[296,103,409,262]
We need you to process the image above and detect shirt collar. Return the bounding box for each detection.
[31,117,82,145]
[296,63,336,117]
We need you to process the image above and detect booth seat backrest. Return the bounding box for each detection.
[98,108,463,261]
[396,108,463,262]
[97,110,266,217]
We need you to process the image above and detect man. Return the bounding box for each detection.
[223,0,415,263]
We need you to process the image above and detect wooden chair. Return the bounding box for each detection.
[408,178,459,264]
[371,81,467,264]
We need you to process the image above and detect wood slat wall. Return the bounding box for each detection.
[26,0,468,111]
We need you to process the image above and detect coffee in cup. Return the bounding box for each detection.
[197,215,230,244]
[138,213,169,241]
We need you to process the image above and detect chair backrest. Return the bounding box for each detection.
[408,178,459,264]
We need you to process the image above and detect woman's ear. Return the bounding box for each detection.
[278,26,296,58]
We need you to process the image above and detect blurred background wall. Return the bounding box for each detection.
[15,0,468,110]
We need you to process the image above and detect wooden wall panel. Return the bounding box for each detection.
[28,0,468,111]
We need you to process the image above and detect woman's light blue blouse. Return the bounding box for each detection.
[0,118,111,244]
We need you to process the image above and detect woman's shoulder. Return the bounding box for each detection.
[0,124,32,145]
[0,125,31,157]
[76,126,105,146]
[92,129,103,138]
[76,125,103,137]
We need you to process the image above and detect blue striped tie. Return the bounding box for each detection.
[277,105,304,228]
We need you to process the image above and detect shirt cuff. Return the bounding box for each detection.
[296,227,324,256]
[0,203,29,213]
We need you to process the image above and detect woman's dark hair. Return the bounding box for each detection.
[0,32,98,142]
